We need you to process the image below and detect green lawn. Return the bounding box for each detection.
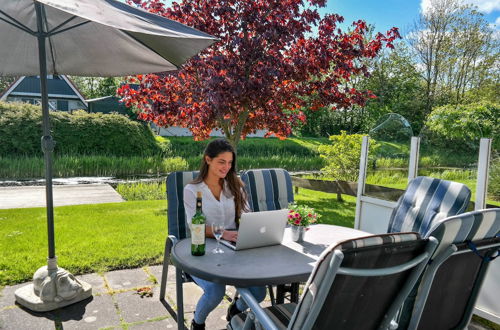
[0,200,167,286]
[0,188,352,286]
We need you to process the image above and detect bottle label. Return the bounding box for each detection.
[191,224,205,245]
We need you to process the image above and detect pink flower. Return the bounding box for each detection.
[294,213,300,218]
[288,214,293,219]
[294,219,301,225]
[308,213,312,217]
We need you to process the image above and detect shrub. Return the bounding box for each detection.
[319,131,379,182]
[489,156,500,201]
[424,102,499,151]
[0,102,161,156]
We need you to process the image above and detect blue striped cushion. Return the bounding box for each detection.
[387,176,471,235]
[240,168,294,212]
[425,208,500,257]
[166,171,199,240]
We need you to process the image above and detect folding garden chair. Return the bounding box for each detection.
[229,232,438,330]
[240,168,295,303]
[404,208,500,330]
[387,176,471,235]
[159,170,199,326]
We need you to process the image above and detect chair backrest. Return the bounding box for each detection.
[166,171,199,240]
[387,176,471,235]
[287,232,436,330]
[240,168,294,212]
[407,208,500,330]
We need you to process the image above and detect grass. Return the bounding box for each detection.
[0,156,188,179]
[0,200,167,286]
[0,187,350,286]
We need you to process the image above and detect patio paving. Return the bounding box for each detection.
[0,265,259,330]
[0,265,492,329]
[0,184,124,209]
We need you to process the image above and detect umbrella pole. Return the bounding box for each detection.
[13,3,92,312]
[35,3,56,263]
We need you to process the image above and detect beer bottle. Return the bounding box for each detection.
[191,191,206,256]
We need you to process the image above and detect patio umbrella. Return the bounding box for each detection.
[0,0,216,312]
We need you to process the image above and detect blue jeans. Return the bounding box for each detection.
[191,275,266,324]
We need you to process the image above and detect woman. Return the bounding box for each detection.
[183,138,267,330]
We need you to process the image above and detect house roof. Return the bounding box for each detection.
[0,75,86,105]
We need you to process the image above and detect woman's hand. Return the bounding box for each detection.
[222,230,238,242]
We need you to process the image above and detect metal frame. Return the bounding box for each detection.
[408,240,500,330]
[475,138,492,210]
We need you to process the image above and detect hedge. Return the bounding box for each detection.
[0,101,161,156]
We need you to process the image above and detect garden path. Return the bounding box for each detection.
[0,184,124,209]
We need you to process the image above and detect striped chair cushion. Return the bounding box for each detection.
[240,169,294,212]
[425,208,500,257]
[166,171,199,240]
[387,176,471,235]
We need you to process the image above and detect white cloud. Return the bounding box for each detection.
[421,0,500,14]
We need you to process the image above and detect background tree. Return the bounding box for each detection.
[0,76,16,94]
[119,0,399,147]
[362,42,426,133]
[408,0,497,114]
[70,76,121,99]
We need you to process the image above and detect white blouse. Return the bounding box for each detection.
[183,181,237,230]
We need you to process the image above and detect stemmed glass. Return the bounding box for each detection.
[212,222,225,254]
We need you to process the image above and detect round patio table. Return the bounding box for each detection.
[170,224,369,330]
[171,224,369,287]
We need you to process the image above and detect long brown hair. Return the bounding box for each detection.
[192,139,248,224]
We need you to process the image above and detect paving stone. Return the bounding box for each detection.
[0,283,25,310]
[75,273,108,295]
[127,316,177,329]
[146,264,176,285]
[164,282,203,314]
[52,294,120,330]
[114,286,170,324]
[104,268,150,291]
[0,306,55,330]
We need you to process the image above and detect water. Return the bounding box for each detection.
[0,175,167,187]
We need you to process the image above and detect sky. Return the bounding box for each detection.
[320,0,500,36]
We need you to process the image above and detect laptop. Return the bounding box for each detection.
[220,209,288,250]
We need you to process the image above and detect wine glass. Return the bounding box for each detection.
[212,222,225,254]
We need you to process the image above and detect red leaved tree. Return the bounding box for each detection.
[119,0,400,147]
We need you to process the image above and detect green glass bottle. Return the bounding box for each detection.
[191,191,206,256]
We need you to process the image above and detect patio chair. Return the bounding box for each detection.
[387,176,471,236]
[229,232,438,330]
[403,208,500,330]
[159,170,199,325]
[240,168,295,303]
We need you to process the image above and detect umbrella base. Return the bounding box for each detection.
[14,259,92,312]
[14,282,92,312]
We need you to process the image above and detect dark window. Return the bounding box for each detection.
[57,100,68,111]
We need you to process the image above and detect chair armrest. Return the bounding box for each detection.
[236,288,279,330]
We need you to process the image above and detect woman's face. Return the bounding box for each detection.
[206,151,233,180]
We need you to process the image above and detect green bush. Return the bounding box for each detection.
[319,131,379,182]
[489,156,500,201]
[424,102,499,151]
[0,102,161,156]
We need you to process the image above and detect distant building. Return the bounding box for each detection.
[86,95,130,115]
[0,75,87,111]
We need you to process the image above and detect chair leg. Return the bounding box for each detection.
[159,237,173,301]
[290,283,300,303]
[176,267,185,330]
[267,285,276,306]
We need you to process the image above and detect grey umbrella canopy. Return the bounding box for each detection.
[0,0,216,76]
[0,0,216,311]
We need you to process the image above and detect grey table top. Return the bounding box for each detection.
[171,224,369,287]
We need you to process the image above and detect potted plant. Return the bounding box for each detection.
[287,203,320,242]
